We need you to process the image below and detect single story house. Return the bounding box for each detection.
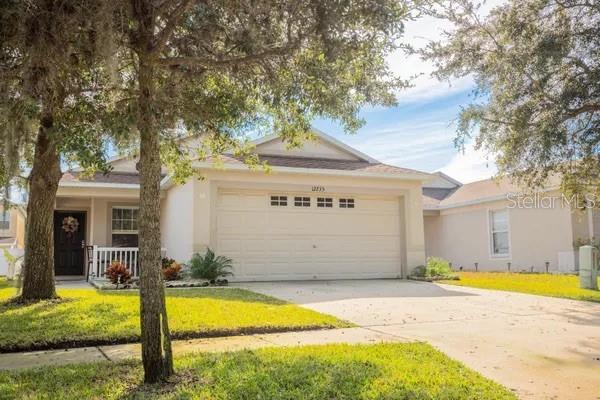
[423,172,600,273]
[55,130,430,281]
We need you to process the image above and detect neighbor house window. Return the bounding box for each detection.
[0,212,9,230]
[317,197,333,208]
[294,196,311,207]
[339,198,355,209]
[490,210,509,257]
[270,196,288,206]
[112,207,139,247]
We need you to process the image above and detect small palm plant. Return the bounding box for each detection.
[189,248,234,281]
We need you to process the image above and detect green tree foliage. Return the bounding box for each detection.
[109,0,411,181]
[420,0,599,197]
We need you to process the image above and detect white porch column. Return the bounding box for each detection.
[89,197,95,245]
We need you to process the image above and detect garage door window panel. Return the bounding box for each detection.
[270,196,288,206]
[294,197,311,207]
[317,197,333,208]
[339,198,355,208]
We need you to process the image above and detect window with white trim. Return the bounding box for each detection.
[490,210,509,256]
[270,196,288,206]
[339,198,355,208]
[112,207,139,247]
[0,212,9,230]
[294,196,311,207]
[317,197,333,208]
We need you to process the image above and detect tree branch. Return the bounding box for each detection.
[566,103,600,118]
[152,0,198,55]
[157,40,303,69]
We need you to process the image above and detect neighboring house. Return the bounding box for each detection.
[422,172,599,273]
[55,130,430,281]
[0,203,26,276]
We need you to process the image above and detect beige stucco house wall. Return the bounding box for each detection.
[424,197,575,272]
[423,173,590,273]
[0,205,24,241]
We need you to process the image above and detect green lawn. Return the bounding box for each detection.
[441,272,600,303]
[0,278,349,352]
[0,343,515,399]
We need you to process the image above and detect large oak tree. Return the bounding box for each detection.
[0,1,117,301]
[421,0,599,196]
[107,0,410,383]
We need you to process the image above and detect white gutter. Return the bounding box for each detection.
[194,162,431,180]
[59,181,141,189]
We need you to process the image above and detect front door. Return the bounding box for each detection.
[54,211,86,276]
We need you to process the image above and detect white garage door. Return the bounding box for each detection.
[216,190,402,281]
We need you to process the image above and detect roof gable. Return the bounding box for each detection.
[424,172,462,189]
[253,129,378,163]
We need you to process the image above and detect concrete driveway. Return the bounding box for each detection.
[240,279,600,400]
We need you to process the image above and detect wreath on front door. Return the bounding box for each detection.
[61,216,79,239]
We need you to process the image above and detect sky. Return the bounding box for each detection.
[313,1,505,184]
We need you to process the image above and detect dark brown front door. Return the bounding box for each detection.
[54,211,86,276]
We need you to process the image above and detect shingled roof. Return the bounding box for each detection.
[61,171,143,185]
[423,175,562,209]
[60,154,428,187]
[209,154,427,176]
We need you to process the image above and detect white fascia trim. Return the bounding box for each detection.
[59,181,140,189]
[251,127,380,164]
[192,162,432,181]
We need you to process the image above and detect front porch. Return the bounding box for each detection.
[54,184,166,281]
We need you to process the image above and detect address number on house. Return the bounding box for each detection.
[311,186,325,192]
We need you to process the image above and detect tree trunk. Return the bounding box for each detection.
[20,113,61,301]
[136,43,173,383]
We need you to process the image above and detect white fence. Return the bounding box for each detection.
[89,246,166,280]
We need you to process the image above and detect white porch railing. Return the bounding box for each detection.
[89,246,166,280]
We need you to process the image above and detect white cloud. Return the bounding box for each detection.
[337,110,459,171]
[388,0,507,104]
[439,141,497,183]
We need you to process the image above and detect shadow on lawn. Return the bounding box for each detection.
[100,287,289,305]
[0,294,136,353]
[117,354,383,400]
[0,286,335,353]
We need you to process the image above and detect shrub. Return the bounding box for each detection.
[162,257,176,269]
[162,263,182,281]
[189,248,233,281]
[412,257,453,278]
[105,261,132,285]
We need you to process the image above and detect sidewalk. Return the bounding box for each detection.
[0,327,405,371]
